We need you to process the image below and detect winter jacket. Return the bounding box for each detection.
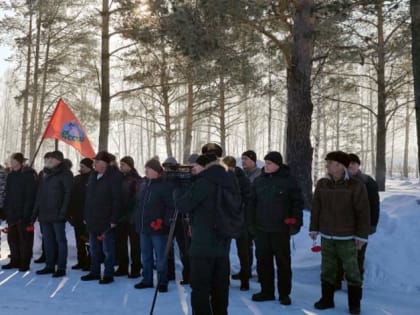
[121,169,142,223]
[134,177,174,235]
[244,167,261,184]
[4,166,38,225]
[234,167,252,227]
[176,160,237,257]
[310,171,371,242]
[250,166,304,234]
[33,163,73,223]
[84,167,123,234]
[352,171,380,233]
[67,172,92,225]
[0,165,6,209]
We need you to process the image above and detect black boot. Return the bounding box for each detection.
[252,292,275,302]
[314,283,335,310]
[34,253,46,264]
[348,286,362,315]
[240,279,250,291]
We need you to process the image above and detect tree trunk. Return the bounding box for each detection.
[285,0,315,208]
[403,101,411,178]
[183,75,194,163]
[268,55,272,151]
[29,7,42,159]
[219,72,226,152]
[336,100,340,150]
[375,0,387,191]
[21,4,34,155]
[389,118,395,178]
[98,0,110,151]
[411,0,420,180]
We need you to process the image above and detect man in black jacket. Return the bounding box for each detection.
[176,145,236,315]
[223,155,252,291]
[250,152,304,306]
[67,158,93,271]
[81,151,123,284]
[33,151,73,277]
[2,153,38,271]
[115,156,142,278]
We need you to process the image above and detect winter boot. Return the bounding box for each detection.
[348,285,362,315]
[252,292,275,302]
[240,279,250,291]
[314,283,335,310]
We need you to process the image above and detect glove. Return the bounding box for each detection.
[25,225,35,233]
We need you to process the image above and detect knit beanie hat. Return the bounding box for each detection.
[94,151,112,164]
[80,158,94,170]
[242,150,257,163]
[120,156,135,169]
[201,143,223,158]
[348,153,361,165]
[145,159,163,174]
[264,151,283,166]
[49,150,64,162]
[325,151,351,168]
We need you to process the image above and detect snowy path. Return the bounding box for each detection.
[1,184,420,314]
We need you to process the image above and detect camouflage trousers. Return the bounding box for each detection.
[321,238,362,287]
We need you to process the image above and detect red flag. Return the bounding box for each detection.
[43,99,96,158]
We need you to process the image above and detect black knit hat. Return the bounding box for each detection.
[348,153,361,165]
[11,153,25,165]
[242,150,257,163]
[264,151,283,166]
[187,153,199,164]
[80,158,94,170]
[94,151,111,164]
[196,154,217,167]
[49,150,64,162]
[120,156,135,169]
[145,159,163,174]
[325,151,351,168]
[201,143,223,158]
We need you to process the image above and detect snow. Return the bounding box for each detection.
[0,179,420,314]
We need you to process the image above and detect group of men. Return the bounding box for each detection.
[0,143,379,315]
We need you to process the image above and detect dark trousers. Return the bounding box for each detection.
[168,216,191,281]
[336,243,367,284]
[41,222,68,271]
[235,228,253,280]
[89,230,116,278]
[190,256,230,315]
[116,222,141,272]
[255,230,292,297]
[74,223,90,266]
[7,222,34,268]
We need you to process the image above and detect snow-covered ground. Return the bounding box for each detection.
[0,179,419,315]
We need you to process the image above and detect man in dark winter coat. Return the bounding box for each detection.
[67,158,93,271]
[115,156,142,278]
[310,151,370,315]
[223,155,252,291]
[0,163,6,220]
[2,153,38,271]
[33,151,73,277]
[175,148,235,315]
[81,151,123,284]
[134,159,173,293]
[250,151,304,306]
[334,153,380,289]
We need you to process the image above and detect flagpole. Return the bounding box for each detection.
[30,137,46,168]
[55,139,59,151]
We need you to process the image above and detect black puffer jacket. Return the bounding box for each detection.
[84,167,123,234]
[134,178,174,235]
[34,163,73,223]
[250,166,304,233]
[4,167,38,225]
[121,169,142,223]
[67,172,92,225]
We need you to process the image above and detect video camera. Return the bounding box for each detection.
[162,163,194,186]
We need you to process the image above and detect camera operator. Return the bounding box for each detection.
[162,157,192,285]
[175,143,236,315]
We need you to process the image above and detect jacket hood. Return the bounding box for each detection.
[200,159,234,188]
